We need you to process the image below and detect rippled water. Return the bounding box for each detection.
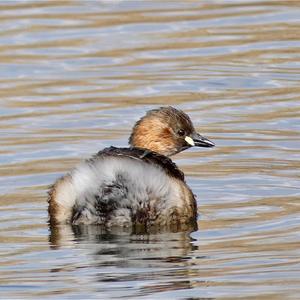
[0,0,300,299]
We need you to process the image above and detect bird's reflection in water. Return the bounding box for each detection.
[48,224,207,297]
[49,223,198,256]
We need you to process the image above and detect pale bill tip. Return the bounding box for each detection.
[206,139,215,146]
[185,136,195,146]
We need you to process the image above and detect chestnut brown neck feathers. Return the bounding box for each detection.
[129,107,195,157]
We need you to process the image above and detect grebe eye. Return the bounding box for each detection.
[177,129,185,136]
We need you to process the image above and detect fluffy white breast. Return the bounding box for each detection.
[50,155,189,225]
[71,156,182,207]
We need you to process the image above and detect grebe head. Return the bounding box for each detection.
[129,106,215,156]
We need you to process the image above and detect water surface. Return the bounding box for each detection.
[0,0,300,299]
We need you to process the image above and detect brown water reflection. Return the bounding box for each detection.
[0,0,300,299]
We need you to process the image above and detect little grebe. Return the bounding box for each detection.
[48,107,214,228]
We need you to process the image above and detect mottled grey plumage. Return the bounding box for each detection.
[69,146,193,227]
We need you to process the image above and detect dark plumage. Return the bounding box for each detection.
[92,146,184,181]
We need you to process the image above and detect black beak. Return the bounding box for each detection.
[191,132,215,148]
